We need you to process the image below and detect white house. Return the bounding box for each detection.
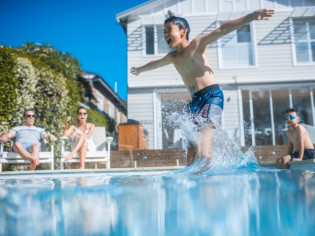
[117,0,315,149]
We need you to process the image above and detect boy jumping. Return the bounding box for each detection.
[131,9,274,159]
[276,108,314,169]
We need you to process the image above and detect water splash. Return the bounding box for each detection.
[162,102,258,175]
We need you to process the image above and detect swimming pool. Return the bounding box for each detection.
[1,125,314,236]
[0,162,314,236]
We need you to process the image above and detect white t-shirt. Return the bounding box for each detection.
[10,126,46,144]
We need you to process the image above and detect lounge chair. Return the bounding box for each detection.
[0,139,55,172]
[60,127,112,169]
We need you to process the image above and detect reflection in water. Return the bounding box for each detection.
[0,168,315,236]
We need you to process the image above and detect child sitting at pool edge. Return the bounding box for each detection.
[276,108,314,169]
[131,9,274,159]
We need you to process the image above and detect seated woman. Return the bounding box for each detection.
[62,107,96,169]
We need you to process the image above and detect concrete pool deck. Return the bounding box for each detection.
[1,144,315,173]
[0,166,185,177]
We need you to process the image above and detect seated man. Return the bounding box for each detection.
[0,109,56,170]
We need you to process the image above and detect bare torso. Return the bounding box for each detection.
[167,40,217,94]
[287,125,314,153]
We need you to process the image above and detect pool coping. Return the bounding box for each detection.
[0,166,185,177]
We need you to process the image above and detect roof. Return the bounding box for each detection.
[116,0,315,30]
[116,0,170,31]
[116,0,155,22]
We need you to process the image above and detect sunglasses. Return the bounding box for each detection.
[25,114,36,118]
[284,115,299,121]
[78,112,87,115]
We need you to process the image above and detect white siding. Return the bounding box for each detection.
[128,88,155,149]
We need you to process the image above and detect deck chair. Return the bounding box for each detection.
[0,139,55,172]
[60,127,112,169]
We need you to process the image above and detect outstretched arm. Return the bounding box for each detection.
[198,8,274,49]
[130,55,171,75]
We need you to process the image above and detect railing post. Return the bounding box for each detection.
[51,143,55,171]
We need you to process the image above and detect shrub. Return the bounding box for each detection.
[10,57,38,126]
[33,67,69,136]
[0,47,18,133]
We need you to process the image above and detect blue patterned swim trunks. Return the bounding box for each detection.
[290,149,315,161]
[188,84,224,127]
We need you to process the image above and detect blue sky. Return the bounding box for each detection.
[0,0,149,100]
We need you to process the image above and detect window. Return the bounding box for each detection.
[145,25,169,55]
[157,26,169,54]
[145,26,154,55]
[252,91,272,146]
[220,24,255,68]
[160,92,191,150]
[292,88,313,125]
[272,90,290,145]
[242,86,315,146]
[109,103,114,119]
[97,93,104,111]
[117,111,120,125]
[293,19,315,64]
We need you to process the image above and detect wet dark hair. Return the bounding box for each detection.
[164,11,190,40]
[285,108,298,115]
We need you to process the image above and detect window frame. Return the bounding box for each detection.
[143,24,170,57]
[108,102,115,119]
[290,17,315,66]
[97,92,104,112]
[240,83,315,147]
[218,22,257,70]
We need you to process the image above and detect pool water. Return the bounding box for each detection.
[0,164,314,236]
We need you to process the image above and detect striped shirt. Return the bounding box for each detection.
[10,126,46,144]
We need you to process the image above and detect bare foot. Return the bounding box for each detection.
[29,161,37,171]
[64,154,73,160]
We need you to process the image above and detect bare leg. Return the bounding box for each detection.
[64,135,87,160]
[78,140,88,169]
[276,155,291,169]
[13,142,39,170]
[29,144,40,170]
[197,128,215,159]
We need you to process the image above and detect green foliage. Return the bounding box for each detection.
[17,42,92,112]
[0,47,18,133]
[33,68,69,136]
[86,108,109,129]
[19,42,81,80]
[105,113,117,134]
[10,57,39,127]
